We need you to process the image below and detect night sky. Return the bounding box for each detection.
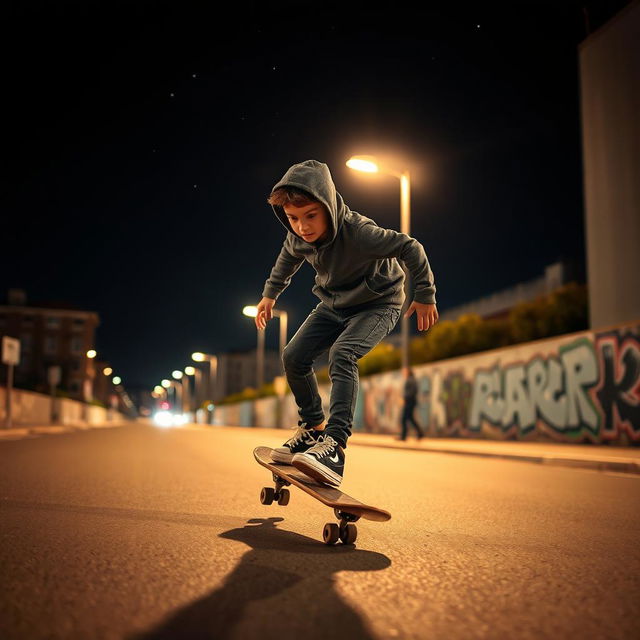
[2,1,629,393]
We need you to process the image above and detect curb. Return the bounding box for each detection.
[349,440,640,476]
[0,423,125,439]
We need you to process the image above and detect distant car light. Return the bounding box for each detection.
[153,411,174,428]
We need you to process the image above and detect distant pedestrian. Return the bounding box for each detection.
[400,367,424,441]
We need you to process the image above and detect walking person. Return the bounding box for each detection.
[400,367,424,441]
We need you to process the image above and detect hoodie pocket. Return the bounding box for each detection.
[364,277,384,297]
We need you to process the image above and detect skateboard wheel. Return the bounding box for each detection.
[260,487,275,505]
[323,523,340,545]
[277,489,290,505]
[339,523,357,544]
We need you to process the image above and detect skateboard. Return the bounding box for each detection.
[253,446,391,545]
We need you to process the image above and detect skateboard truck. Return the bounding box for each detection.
[259,472,291,506]
[259,471,360,545]
[326,508,360,545]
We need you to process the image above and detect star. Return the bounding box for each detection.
[170,92,175,97]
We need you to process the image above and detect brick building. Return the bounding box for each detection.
[0,289,100,401]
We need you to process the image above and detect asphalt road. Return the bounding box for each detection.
[0,424,638,640]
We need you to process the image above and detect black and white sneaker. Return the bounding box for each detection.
[270,423,321,464]
[292,435,345,487]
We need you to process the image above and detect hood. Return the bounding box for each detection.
[270,159,347,247]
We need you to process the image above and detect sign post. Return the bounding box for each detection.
[2,337,20,429]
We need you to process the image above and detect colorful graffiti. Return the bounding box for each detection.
[360,324,640,444]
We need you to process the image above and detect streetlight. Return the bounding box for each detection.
[191,352,218,422]
[184,365,202,419]
[347,154,412,370]
[83,349,98,420]
[172,370,185,414]
[243,304,288,378]
[243,305,265,389]
[161,377,178,411]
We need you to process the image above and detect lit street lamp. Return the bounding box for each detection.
[243,305,289,380]
[191,352,218,422]
[243,305,265,389]
[184,366,202,418]
[161,378,178,410]
[171,370,185,413]
[347,154,412,370]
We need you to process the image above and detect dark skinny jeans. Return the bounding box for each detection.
[283,302,401,448]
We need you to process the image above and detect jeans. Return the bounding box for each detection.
[283,302,402,448]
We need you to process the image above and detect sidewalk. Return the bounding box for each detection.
[348,432,640,476]
[2,422,639,476]
[0,422,125,439]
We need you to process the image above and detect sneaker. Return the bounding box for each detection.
[292,435,345,487]
[270,423,321,464]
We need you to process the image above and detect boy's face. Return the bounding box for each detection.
[283,201,329,243]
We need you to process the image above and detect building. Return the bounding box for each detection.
[0,289,100,401]
[578,1,640,329]
[216,348,282,399]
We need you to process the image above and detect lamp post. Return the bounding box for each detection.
[184,366,201,421]
[347,154,412,370]
[272,309,288,375]
[161,378,178,411]
[172,370,186,415]
[191,352,218,423]
[243,305,265,389]
[243,305,289,386]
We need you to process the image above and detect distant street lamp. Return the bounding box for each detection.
[347,154,412,370]
[184,366,202,418]
[243,305,265,389]
[161,378,179,411]
[172,370,185,413]
[273,309,288,375]
[243,304,289,382]
[191,352,218,422]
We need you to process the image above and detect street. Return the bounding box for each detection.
[0,424,638,640]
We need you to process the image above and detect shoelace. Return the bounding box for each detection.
[286,426,314,446]
[310,435,338,456]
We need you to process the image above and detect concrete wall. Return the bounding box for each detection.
[0,386,129,427]
[214,318,640,445]
[579,1,640,329]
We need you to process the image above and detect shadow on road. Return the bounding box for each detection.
[132,517,391,640]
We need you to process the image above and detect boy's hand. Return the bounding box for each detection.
[256,297,276,330]
[405,301,439,332]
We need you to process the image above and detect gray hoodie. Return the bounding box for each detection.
[262,160,436,310]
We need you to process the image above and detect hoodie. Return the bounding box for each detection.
[262,160,436,310]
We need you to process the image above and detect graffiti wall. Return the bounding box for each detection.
[216,321,640,445]
[359,323,640,444]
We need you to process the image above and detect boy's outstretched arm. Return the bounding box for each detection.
[358,222,439,332]
[262,238,305,301]
[258,238,304,330]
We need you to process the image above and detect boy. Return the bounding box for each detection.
[256,159,438,487]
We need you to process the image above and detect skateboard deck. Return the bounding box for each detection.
[254,446,391,545]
